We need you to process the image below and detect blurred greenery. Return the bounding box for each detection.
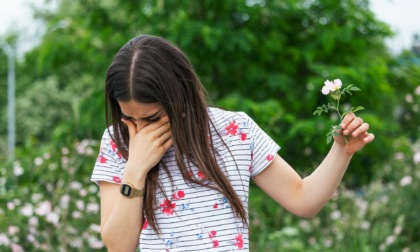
[0,0,419,251]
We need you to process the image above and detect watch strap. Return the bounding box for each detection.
[121,183,145,198]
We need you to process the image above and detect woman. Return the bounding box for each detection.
[91,35,374,251]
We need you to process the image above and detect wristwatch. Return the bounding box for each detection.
[120,183,145,198]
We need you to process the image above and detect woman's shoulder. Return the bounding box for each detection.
[208,107,250,124]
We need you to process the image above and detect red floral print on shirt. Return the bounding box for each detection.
[240,132,247,141]
[110,139,123,158]
[212,240,219,248]
[172,190,185,200]
[160,199,176,216]
[142,219,148,230]
[266,154,274,161]
[213,203,218,209]
[208,230,217,238]
[112,176,121,183]
[225,121,239,136]
[234,233,244,249]
[98,156,107,164]
[197,170,206,179]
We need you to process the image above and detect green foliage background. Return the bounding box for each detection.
[1,0,419,251]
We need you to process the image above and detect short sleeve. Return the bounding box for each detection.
[91,127,125,186]
[245,114,281,177]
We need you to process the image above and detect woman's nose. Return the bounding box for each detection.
[135,121,149,133]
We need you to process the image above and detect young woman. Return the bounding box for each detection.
[91,35,374,251]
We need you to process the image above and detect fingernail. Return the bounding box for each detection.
[343,130,349,135]
[341,123,345,128]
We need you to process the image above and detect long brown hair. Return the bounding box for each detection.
[104,35,247,234]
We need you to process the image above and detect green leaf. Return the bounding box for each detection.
[351,106,365,113]
[349,86,361,91]
[326,135,333,144]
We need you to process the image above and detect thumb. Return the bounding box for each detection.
[121,118,137,140]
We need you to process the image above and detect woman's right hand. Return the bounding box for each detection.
[121,115,173,181]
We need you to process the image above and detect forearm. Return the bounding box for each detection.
[101,173,146,251]
[102,196,144,251]
[301,142,353,215]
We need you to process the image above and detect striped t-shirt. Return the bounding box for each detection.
[91,107,280,251]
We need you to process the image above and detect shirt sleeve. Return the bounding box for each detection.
[244,113,281,177]
[91,127,125,186]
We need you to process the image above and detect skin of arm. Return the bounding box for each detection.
[253,113,375,218]
[99,112,172,251]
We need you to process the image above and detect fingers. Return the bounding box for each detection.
[340,113,363,136]
[121,118,137,140]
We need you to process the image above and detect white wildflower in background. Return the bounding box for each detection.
[394,152,404,160]
[35,201,52,216]
[0,233,10,246]
[70,238,83,249]
[13,162,24,176]
[61,147,69,155]
[28,217,38,227]
[393,226,403,235]
[414,151,420,164]
[360,221,370,230]
[72,211,82,219]
[60,194,70,209]
[86,203,99,214]
[46,212,60,226]
[43,152,51,159]
[33,157,43,166]
[79,189,88,197]
[70,181,82,190]
[76,200,85,210]
[88,235,104,249]
[20,204,34,217]
[7,202,15,210]
[11,243,24,252]
[415,85,420,95]
[330,210,341,220]
[385,235,396,245]
[400,175,413,187]
[8,226,19,236]
[89,224,101,233]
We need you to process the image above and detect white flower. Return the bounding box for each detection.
[20,204,34,217]
[330,210,341,220]
[35,201,52,216]
[360,221,370,230]
[33,157,43,166]
[385,235,396,245]
[13,162,24,176]
[28,217,38,227]
[72,211,82,219]
[400,175,413,187]
[393,226,403,235]
[89,224,101,233]
[8,226,19,236]
[76,200,85,210]
[7,202,15,210]
[414,152,420,164]
[46,212,60,226]
[0,233,10,246]
[11,244,24,252]
[86,203,99,214]
[321,79,342,95]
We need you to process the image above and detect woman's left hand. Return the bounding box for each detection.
[334,113,375,154]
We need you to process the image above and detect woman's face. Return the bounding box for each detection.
[118,100,165,133]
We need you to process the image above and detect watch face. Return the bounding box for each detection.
[121,184,131,196]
